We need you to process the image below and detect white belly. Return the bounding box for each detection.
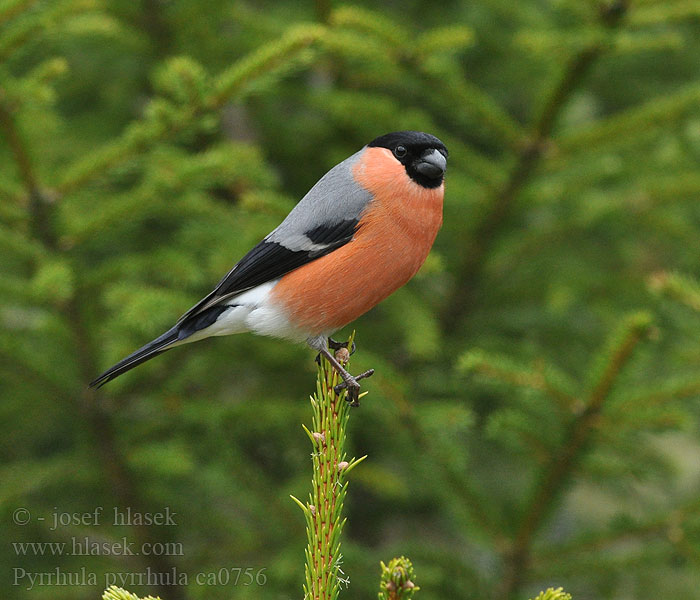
[171,280,310,347]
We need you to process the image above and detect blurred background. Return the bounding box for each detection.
[2,0,700,598]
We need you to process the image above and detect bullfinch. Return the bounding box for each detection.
[90,130,448,404]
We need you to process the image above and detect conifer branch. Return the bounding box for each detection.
[444,1,628,332]
[206,24,324,109]
[586,312,652,411]
[56,116,168,196]
[102,586,161,600]
[57,24,323,196]
[330,7,406,47]
[0,0,98,62]
[533,498,696,562]
[330,6,523,151]
[529,588,571,600]
[378,557,419,600]
[292,334,366,600]
[0,87,41,195]
[417,62,525,154]
[0,85,59,248]
[459,349,577,409]
[649,271,700,313]
[498,312,651,599]
[558,85,700,155]
[398,398,505,544]
[615,377,700,414]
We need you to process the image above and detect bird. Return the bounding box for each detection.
[90,130,448,405]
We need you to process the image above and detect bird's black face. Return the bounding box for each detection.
[368,131,448,189]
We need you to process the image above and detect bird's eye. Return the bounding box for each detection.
[394,145,407,159]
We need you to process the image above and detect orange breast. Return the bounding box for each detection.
[270,147,444,336]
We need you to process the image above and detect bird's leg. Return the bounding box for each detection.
[317,346,374,407]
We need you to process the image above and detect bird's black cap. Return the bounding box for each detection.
[368,131,448,155]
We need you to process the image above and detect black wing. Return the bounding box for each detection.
[176,218,359,324]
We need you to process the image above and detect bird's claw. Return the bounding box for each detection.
[333,369,375,407]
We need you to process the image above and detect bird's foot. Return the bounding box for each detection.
[333,369,375,407]
[315,338,374,407]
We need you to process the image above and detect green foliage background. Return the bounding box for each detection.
[1,0,700,599]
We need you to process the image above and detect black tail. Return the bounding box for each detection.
[89,327,179,388]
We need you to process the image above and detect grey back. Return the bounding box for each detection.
[266,149,373,252]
